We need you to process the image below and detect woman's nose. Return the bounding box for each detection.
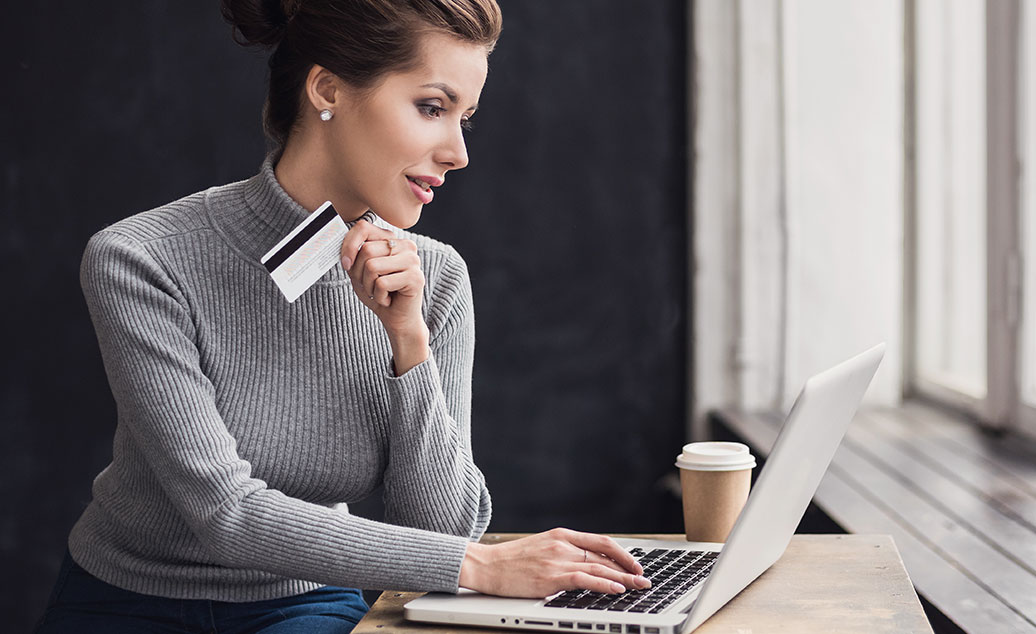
[436,125,469,171]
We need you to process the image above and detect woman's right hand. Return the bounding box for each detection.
[458,528,651,598]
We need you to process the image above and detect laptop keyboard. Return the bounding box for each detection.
[544,548,718,614]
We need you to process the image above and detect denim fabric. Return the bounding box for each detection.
[35,551,369,634]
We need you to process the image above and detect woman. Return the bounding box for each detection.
[35,1,649,631]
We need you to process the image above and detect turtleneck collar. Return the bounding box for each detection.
[209,152,394,279]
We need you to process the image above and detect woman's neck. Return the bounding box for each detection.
[273,137,367,220]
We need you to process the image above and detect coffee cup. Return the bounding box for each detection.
[675,442,756,543]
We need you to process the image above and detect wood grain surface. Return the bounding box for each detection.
[353,533,931,634]
[718,404,1036,633]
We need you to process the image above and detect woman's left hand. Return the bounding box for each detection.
[340,219,429,374]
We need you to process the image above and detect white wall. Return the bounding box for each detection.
[781,0,904,405]
[693,0,904,439]
[692,0,743,438]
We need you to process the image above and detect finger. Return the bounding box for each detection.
[349,245,385,305]
[371,269,425,307]
[360,250,420,293]
[340,220,397,269]
[585,551,644,580]
[349,239,386,287]
[560,571,627,595]
[565,532,644,576]
[360,252,421,304]
[575,563,649,592]
[351,238,416,284]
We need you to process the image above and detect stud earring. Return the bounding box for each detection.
[320,109,333,121]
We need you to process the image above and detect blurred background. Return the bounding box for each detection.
[693,0,1036,439]
[2,1,687,628]
[4,0,1036,631]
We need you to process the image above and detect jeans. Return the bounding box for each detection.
[34,551,370,633]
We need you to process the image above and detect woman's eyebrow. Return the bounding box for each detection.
[421,82,478,112]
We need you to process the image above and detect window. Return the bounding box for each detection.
[691,0,1036,440]
[1022,0,1036,427]
[910,0,1032,436]
[913,0,988,403]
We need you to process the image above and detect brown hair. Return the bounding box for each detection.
[221,0,503,149]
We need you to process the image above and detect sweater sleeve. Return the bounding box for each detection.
[381,247,492,541]
[81,229,470,592]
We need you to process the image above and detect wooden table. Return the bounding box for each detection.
[354,533,932,634]
[715,404,1036,633]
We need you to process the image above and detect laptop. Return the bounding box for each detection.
[405,343,885,634]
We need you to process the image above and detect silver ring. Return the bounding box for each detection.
[386,239,397,254]
[583,549,588,563]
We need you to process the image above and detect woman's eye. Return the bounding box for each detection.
[418,103,445,118]
[418,102,474,131]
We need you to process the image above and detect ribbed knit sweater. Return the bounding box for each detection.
[67,155,491,601]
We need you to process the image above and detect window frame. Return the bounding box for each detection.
[1021,0,1036,432]
[905,0,1028,435]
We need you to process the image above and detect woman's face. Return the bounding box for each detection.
[327,31,489,229]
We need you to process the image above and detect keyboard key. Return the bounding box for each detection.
[551,548,714,618]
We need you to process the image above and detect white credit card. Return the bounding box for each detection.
[260,202,376,303]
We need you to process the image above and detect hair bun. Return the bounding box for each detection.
[221,0,294,48]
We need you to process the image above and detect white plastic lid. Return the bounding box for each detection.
[675,441,756,471]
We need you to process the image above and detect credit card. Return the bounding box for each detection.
[260,202,376,303]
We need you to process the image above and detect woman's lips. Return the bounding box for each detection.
[406,176,434,204]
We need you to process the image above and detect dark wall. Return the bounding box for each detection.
[2,2,688,629]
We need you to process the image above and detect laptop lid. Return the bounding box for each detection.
[681,342,885,632]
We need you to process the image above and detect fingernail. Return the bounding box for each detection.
[636,576,651,588]
[610,582,625,594]
[341,256,351,269]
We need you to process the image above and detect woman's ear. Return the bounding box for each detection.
[304,65,342,116]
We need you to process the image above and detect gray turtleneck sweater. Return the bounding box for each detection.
[67,156,491,601]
